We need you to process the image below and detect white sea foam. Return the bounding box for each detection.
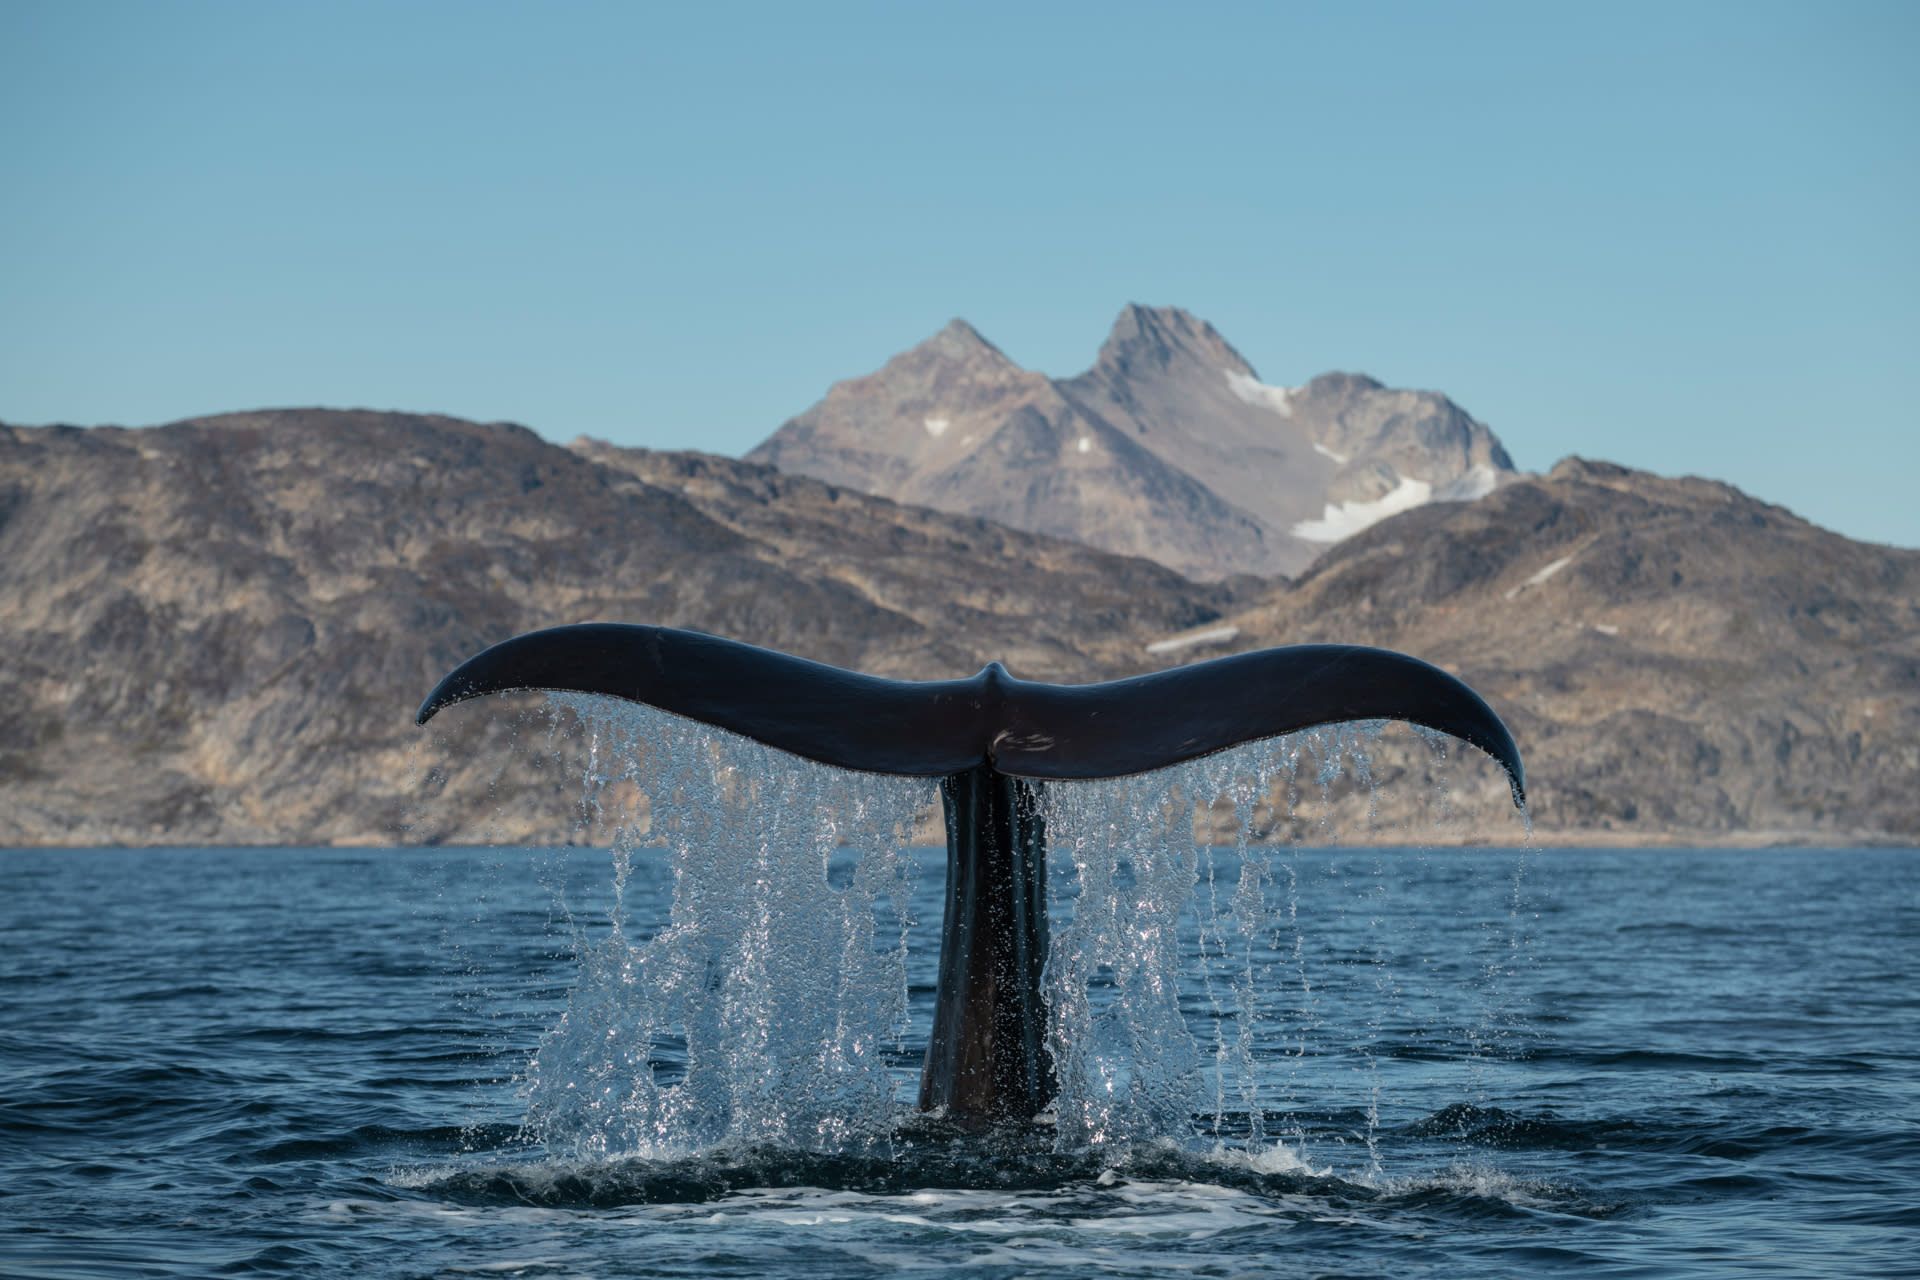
[1205,1140,1329,1178]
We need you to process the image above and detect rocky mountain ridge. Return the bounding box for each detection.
[748,305,1514,579]
[0,409,1913,847]
[0,410,1223,846]
[1202,457,1920,838]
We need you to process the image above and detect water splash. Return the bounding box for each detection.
[1037,724,1534,1168]
[458,701,1530,1172]
[517,695,932,1159]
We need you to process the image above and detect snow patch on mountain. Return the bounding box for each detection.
[1145,625,1240,655]
[1292,476,1434,542]
[1293,463,1501,544]
[1224,370,1296,418]
[1313,442,1348,464]
[1505,554,1575,600]
[1437,464,1500,502]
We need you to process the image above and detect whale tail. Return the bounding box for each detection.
[416,623,1524,803]
[417,623,1526,1124]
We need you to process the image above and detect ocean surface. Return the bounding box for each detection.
[2,841,1915,1278]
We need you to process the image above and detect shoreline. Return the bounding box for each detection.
[4,834,1914,853]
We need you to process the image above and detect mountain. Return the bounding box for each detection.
[0,411,1224,847]
[1181,458,1920,841]
[0,410,1912,848]
[747,305,1514,579]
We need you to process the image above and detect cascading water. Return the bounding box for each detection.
[1038,723,1535,1168]
[517,695,933,1159]
[467,696,1533,1175]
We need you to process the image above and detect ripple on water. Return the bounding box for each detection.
[2,791,1917,1277]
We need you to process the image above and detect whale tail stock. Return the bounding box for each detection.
[417,623,1525,1125]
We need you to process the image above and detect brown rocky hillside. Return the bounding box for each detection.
[0,411,1912,847]
[0,411,1222,846]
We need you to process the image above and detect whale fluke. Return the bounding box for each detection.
[416,623,1524,803]
[418,622,1524,1126]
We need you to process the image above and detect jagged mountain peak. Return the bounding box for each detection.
[896,317,1016,372]
[1089,304,1256,381]
[750,304,1518,579]
[1301,371,1385,397]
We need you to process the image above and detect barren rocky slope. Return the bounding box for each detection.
[749,305,1514,578]
[1196,459,1920,843]
[0,410,1912,847]
[0,411,1224,846]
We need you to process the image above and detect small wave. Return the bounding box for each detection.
[1396,1102,1896,1170]
[1534,1047,1769,1072]
[124,983,237,1002]
[1613,921,1746,937]
[390,1131,1616,1223]
[398,1140,1114,1208]
[241,1122,524,1166]
[1399,1103,1644,1151]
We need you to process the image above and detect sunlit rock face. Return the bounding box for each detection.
[0,410,1225,847]
[1202,457,1920,841]
[1,408,1913,849]
[748,305,1515,579]
[745,317,1273,579]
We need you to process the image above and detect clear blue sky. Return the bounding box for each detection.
[3,1,1915,546]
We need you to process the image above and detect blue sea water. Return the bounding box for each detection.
[2,842,1915,1278]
